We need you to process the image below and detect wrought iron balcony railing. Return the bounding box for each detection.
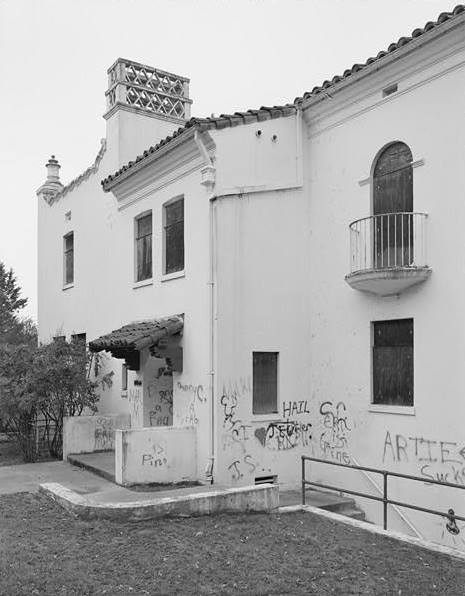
[346,212,431,296]
[349,212,428,273]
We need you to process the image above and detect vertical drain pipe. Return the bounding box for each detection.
[195,130,217,483]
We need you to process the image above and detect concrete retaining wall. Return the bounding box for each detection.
[39,482,279,521]
[115,426,197,486]
[63,413,131,460]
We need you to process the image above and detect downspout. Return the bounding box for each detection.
[195,130,217,483]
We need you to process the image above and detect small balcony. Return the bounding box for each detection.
[345,212,431,296]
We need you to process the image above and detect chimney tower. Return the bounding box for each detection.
[104,58,192,167]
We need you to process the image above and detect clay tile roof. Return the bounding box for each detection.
[88,314,184,353]
[295,4,465,104]
[101,104,297,189]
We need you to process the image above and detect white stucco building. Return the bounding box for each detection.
[37,5,465,547]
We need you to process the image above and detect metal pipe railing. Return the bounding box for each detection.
[349,212,428,274]
[302,455,464,534]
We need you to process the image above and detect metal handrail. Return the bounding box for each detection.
[302,455,465,533]
[348,212,428,274]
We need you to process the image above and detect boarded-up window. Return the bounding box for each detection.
[373,142,413,268]
[136,213,152,281]
[253,352,278,415]
[64,232,74,285]
[164,198,184,274]
[373,319,413,406]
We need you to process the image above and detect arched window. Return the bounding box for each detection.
[373,142,413,268]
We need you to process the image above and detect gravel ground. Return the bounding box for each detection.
[0,492,464,595]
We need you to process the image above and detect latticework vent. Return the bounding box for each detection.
[106,58,191,121]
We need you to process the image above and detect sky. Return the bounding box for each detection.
[0,0,456,321]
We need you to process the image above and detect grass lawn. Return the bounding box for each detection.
[1,493,464,595]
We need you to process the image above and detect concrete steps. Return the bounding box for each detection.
[279,488,366,521]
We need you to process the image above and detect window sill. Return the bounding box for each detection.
[252,413,280,423]
[133,279,153,289]
[121,390,128,399]
[161,270,185,282]
[62,283,74,291]
[368,405,415,416]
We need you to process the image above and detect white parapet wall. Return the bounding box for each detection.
[115,426,197,486]
[63,413,131,460]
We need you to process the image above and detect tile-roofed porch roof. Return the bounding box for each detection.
[89,315,184,370]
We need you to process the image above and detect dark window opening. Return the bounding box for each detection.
[372,319,413,406]
[136,213,152,281]
[255,475,277,485]
[253,352,278,415]
[64,232,74,285]
[164,198,184,274]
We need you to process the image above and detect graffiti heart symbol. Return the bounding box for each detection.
[254,427,267,447]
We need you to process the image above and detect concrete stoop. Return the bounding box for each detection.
[67,452,115,483]
[39,482,279,522]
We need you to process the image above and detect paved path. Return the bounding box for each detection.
[0,461,113,495]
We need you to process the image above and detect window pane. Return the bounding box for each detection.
[253,352,278,415]
[137,214,152,238]
[136,235,152,281]
[166,199,183,226]
[65,249,73,283]
[165,220,184,274]
[373,319,413,406]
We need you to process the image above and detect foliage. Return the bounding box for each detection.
[0,262,28,339]
[0,340,113,461]
[0,262,37,346]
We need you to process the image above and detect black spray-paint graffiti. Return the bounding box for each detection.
[128,388,142,421]
[319,401,351,464]
[255,420,312,451]
[177,381,205,426]
[220,386,252,442]
[220,378,259,481]
[228,454,259,481]
[176,382,206,403]
[382,431,465,485]
[141,442,168,468]
[94,418,114,451]
[282,400,311,418]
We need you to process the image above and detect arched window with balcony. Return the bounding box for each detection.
[372,142,413,269]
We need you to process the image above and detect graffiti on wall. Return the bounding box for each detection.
[382,431,465,485]
[177,381,205,426]
[141,441,168,468]
[227,454,260,481]
[319,401,352,464]
[94,417,114,451]
[282,400,311,418]
[254,420,312,451]
[129,388,142,422]
[220,377,264,482]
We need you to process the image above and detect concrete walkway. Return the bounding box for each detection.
[0,461,113,495]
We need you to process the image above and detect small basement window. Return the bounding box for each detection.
[255,475,277,485]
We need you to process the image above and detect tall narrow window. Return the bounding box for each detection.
[164,198,184,274]
[253,352,278,415]
[64,232,74,285]
[122,363,128,392]
[135,212,152,281]
[372,319,413,406]
[373,142,413,268]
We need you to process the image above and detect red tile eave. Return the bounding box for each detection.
[296,4,465,109]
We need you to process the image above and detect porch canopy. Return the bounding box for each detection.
[88,314,183,370]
